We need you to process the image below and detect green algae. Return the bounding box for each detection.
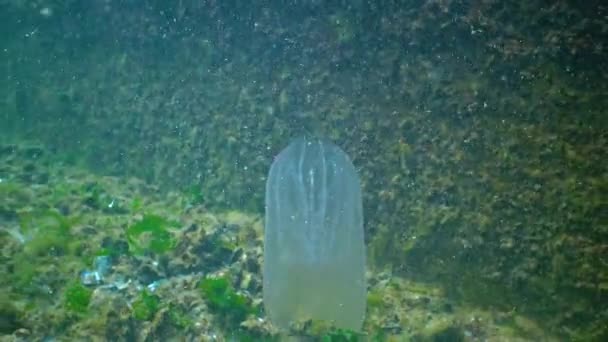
[130,196,143,212]
[8,210,83,291]
[184,184,205,205]
[18,209,75,256]
[132,290,160,321]
[64,282,93,313]
[199,275,254,325]
[366,291,385,310]
[0,182,31,205]
[167,303,194,329]
[321,328,360,342]
[126,214,177,255]
[0,295,24,334]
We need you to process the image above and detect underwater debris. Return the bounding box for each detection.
[1,224,27,244]
[146,279,166,292]
[80,255,112,286]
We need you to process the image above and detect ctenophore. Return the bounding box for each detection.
[263,137,366,331]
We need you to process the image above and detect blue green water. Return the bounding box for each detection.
[0,1,606,340]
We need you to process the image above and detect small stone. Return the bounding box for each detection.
[14,328,30,337]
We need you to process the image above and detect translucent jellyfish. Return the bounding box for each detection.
[263,137,366,331]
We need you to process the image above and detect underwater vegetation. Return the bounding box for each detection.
[1,140,586,340]
[132,289,160,321]
[198,275,255,326]
[126,214,177,254]
[15,209,73,248]
[320,329,360,342]
[63,281,93,314]
[6,210,83,292]
[0,295,24,334]
[183,184,205,206]
[197,275,271,340]
[1,0,606,340]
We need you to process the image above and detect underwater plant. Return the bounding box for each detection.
[17,209,75,255]
[132,289,160,321]
[0,295,24,334]
[64,281,93,314]
[199,275,254,326]
[126,214,177,254]
[167,303,194,329]
[321,328,360,342]
[184,184,205,205]
[3,209,90,296]
[130,196,143,212]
